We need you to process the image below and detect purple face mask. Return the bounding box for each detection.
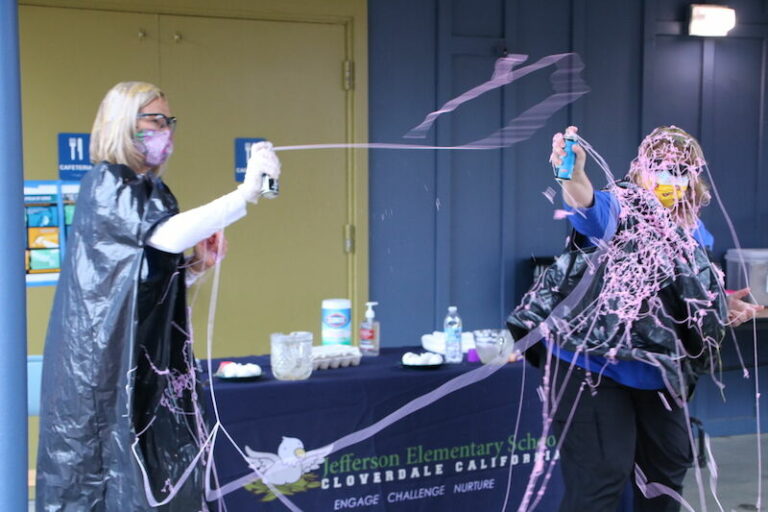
[135,129,174,167]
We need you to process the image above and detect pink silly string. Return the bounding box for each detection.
[509,131,732,510]
[404,53,530,137]
[703,432,726,512]
[406,53,588,142]
[525,398,579,512]
[521,356,585,512]
[201,252,606,506]
[515,347,556,512]
[500,361,529,510]
[550,136,722,374]
[699,162,764,510]
[674,355,713,512]
[200,54,595,507]
[634,464,697,512]
[132,73,757,512]
[200,234,303,512]
[275,53,589,153]
[657,391,673,412]
[560,130,764,510]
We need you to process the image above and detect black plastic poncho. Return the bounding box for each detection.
[36,162,207,511]
[507,183,727,400]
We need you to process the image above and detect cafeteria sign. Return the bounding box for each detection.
[58,133,92,180]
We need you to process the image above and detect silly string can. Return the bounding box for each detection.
[260,173,279,199]
[321,298,352,345]
[556,133,578,180]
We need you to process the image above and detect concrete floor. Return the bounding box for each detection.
[682,434,768,512]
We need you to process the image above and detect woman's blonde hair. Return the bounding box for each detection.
[627,126,711,228]
[90,81,166,173]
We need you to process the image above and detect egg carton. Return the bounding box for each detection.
[311,345,362,370]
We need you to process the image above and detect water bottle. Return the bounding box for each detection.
[444,306,463,363]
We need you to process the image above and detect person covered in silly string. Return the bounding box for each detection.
[506,126,763,512]
[36,81,280,511]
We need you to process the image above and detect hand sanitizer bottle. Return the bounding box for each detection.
[444,306,463,363]
[359,301,380,356]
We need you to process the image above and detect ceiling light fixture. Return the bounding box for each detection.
[689,4,736,37]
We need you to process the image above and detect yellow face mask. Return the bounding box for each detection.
[654,184,688,208]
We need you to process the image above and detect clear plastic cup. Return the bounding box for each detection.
[270,331,313,381]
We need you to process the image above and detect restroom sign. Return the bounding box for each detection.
[234,137,265,182]
[58,133,92,180]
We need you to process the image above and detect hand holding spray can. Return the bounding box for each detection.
[556,133,578,180]
[245,140,280,199]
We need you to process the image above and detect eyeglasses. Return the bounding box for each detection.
[136,113,177,131]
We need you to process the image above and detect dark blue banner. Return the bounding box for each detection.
[203,348,562,511]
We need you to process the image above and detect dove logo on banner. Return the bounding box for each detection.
[58,133,92,180]
[234,137,266,182]
[243,437,333,501]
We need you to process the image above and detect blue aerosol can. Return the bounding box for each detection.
[556,133,578,180]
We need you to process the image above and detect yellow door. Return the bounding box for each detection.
[157,14,358,357]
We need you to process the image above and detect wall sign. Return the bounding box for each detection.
[58,133,92,180]
[234,137,265,182]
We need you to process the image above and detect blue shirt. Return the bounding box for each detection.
[552,190,714,389]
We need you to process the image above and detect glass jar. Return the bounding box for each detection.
[473,329,510,364]
[270,331,313,381]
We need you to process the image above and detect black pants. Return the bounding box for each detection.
[550,362,693,512]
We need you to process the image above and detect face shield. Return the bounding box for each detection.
[631,127,704,210]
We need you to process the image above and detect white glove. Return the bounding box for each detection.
[237,141,281,204]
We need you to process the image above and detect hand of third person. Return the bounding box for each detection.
[726,288,765,327]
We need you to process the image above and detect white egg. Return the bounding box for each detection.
[243,363,262,376]
[220,364,238,378]
[427,353,443,365]
[402,352,419,365]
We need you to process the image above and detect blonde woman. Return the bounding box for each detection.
[507,126,761,512]
[36,82,278,511]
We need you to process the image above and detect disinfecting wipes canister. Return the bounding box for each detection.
[322,298,352,345]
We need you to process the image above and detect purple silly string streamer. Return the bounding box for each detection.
[508,127,751,511]
[125,56,761,512]
[205,143,734,508]
[540,129,762,512]
[634,463,696,512]
[196,53,592,507]
[200,241,607,507]
[138,133,759,511]
[274,53,589,153]
[698,159,764,511]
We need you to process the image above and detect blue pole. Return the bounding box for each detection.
[0,0,29,507]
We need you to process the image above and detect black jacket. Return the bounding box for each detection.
[507,183,726,401]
